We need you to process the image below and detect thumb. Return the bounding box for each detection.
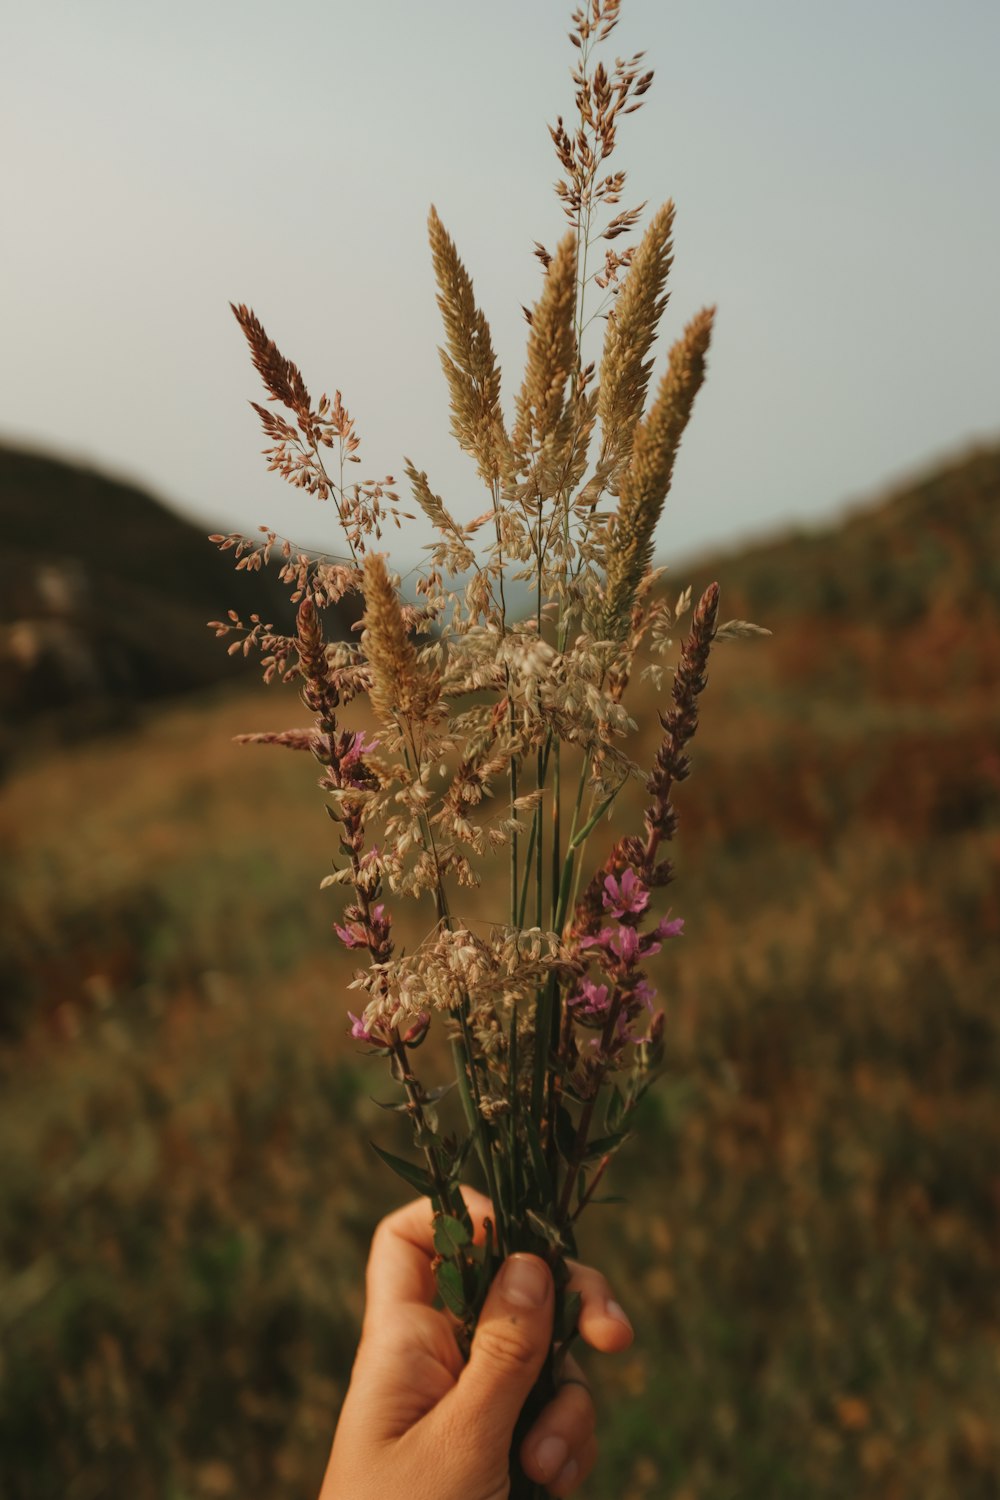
[447,1254,553,1445]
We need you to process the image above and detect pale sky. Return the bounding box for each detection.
[3,0,999,569]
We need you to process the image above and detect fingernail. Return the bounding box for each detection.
[535,1434,569,1479]
[606,1299,633,1333]
[500,1254,550,1308]
[556,1457,579,1488]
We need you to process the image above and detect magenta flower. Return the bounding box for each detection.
[334,920,368,949]
[335,901,388,951]
[340,730,380,788]
[348,1011,373,1040]
[568,978,612,1021]
[602,868,650,919]
[579,908,683,971]
[643,914,684,956]
[580,924,641,966]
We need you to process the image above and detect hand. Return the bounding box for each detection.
[320,1187,634,1500]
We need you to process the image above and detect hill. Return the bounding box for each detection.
[0,444,339,763]
[693,439,1000,627]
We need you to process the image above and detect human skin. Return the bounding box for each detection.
[320,1187,634,1500]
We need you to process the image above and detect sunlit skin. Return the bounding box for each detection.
[321,1188,634,1500]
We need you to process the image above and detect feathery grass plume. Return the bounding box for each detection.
[230,302,311,421]
[361,552,439,729]
[598,199,676,469]
[512,232,579,464]
[403,460,477,574]
[603,305,716,637]
[427,206,509,487]
[295,597,339,722]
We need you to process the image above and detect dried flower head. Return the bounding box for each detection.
[361,552,440,732]
[216,0,766,1351]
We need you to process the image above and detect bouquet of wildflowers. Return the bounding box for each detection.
[210,2,761,1490]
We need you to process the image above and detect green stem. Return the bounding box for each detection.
[556,991,624,1223]
[551,742,561,929]
[400,736,508,1252]
[390,1035,456,1216]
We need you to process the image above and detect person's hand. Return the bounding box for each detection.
[320,1187,634,1500]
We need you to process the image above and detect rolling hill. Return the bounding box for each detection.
[0,444,346,762]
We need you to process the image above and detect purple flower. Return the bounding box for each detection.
[340,730,380,787]
[633,977,657,1011]
[642,914,684,956]
[581,924,620,960]
[568,978,612,1021]
[612,925,641,965]
[579,910,683,973]
[348,1011,373,1040]
[602,868,650,919]
[334,920,368,949]
[334,901,388,951]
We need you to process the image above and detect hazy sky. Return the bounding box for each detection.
[4,0,999,569]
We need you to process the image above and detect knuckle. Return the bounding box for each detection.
[569,1259,611,1298]
[368,1214,397,1256]
[477,1312,539,1370]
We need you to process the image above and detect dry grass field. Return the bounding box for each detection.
[2,444,998,1499]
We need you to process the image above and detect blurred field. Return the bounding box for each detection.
[2,445,999,1499]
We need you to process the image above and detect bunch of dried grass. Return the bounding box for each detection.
[210,3,764,1493]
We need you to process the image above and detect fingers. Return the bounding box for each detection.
[436,1254,554,1450]
[519,1260,630,1493]
[549,1435,599,1497]
[363,1191,634,1359]
[520,1352,599,1494]
[364,1186,496,1318]
[565,1258,634,1353]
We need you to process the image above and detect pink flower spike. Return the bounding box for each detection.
[348,1011,373,1040]
[602,867,650,918]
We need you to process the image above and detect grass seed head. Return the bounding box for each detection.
[603,306,716,637]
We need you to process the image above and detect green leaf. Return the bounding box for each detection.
[582,1130,631,1162]
[433,1215,471,1256]
[370,1142,435,1196]
[424,1082,456,1104]
[604,1085,625,1133]
[555,1289,582,1344]
[435,1259,468,1318]
[526,1209,569,1251]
